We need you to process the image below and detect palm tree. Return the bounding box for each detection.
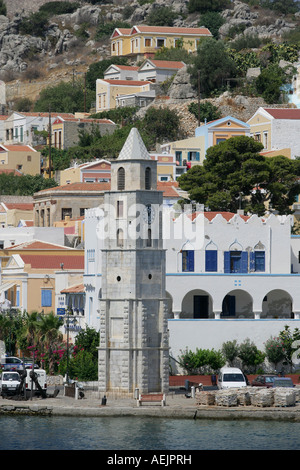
[37,313,63,375]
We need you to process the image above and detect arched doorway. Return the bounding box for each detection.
[181,289,213,319]
[262,289,293,318]
[221,289,253,318]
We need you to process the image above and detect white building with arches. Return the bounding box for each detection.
[82,133,300,371]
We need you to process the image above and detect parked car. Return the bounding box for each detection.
[272,377,294,388]
[0,371,21,397]
[0,356,38,371]
[251,375,277,388]
[0,356,24,371]
[217,367,247,389]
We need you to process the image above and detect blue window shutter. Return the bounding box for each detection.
[187,152,191,161]
[249,252,255,271]
[41,289,52,307]
[206,250,217,272]
[188,250,194,272]
[241,251,248,273]
[16,289,20,307]
[255,251,265,272]
[224,251,230,273]
[196,152,200,161]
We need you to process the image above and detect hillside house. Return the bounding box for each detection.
[247,107,300,158]
[51,116,117,150]
[0,144,41,175]
[96,79,152,112]
[110,25,212,61]
[137,59,185,83]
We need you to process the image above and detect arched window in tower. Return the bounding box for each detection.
[145,167,151,190]
[147,228,152,247]
[117,228,124,247]
[117,167,125,190]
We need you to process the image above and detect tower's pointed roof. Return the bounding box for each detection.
[117,127,151,161]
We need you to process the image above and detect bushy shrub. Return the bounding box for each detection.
[188,101,221,123]
[146,7,178,26]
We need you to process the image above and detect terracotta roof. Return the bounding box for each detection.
[0,169,23,175]
[132,25,211,36]
[61,283,85,294]
[157,182,181,198]
[20,254,84,270]
[190,211,250,222]
[101,79,151,86]
[0,115,8,120]
[6,240,75,250]
[264,108,300,120]
[3,203,33,211]
[35,182,111,194]
[147,60,185,69]
[0,145,37,152]
[14,112,75,118]
[114,65,139,71]
[55,117,115,124]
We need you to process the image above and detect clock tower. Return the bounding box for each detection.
[98,128,169,396]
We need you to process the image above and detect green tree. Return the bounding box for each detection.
[0,173,57,196]
[188,0,229,13]
[264,336,285,371]
[199,11,225,39]
[178,136,300,215]
[34,80,94,114]
[86,57,129,91]
[279,325,300,372]
[37,313,63,375]
[189,38,236,97]
[95,20,131,40]
[0,0,6,16]
[238,338,265,373]
[188,101,221,123]
[221,340,239,366]
[255,63,292,104]
[141,106,181,144]
[146,6,178,26]
[74,326,99,361]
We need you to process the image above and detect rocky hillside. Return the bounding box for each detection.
[1,0,300,131]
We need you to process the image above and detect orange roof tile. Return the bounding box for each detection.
[20,254,84,270]
[132,25,211,36]
[4,203,33,211]
[1,145,37,152]
[6,240,75,250]
[61,283,85,294]
[101,79,151,86]
[35,182,111,194]
[147,60,185,69]
[264,108,300,120]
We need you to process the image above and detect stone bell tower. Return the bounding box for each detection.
[98,128,169,396]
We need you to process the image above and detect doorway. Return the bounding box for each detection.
[193,295,209,318]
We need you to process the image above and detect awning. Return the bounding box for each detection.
[0,281,17,294]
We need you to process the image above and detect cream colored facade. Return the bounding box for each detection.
[0,144,40,175]
[0,241,84,314]
[0,204,33,228]
[247,107,300,158]
[96,79,151,112]
[110,25,212,59]
[161,136,206,167]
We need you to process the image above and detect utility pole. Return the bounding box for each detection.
[48,107,52,179]
[84,72,86,113]
[197,70,201,127]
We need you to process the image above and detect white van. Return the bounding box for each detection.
[217,367,247,389]
[25,369,47,397]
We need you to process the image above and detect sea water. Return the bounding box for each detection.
[1,415,300,450]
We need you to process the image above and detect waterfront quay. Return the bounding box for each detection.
[1,388,300,422]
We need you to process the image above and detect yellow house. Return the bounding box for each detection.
[111,25,212,59]
[0,240,84,314]
[247,107,300,158]
[96,79,151,112]
[0,144,41,175]
[0,202,34,228]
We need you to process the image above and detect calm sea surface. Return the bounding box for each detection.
[1,415,300,451]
